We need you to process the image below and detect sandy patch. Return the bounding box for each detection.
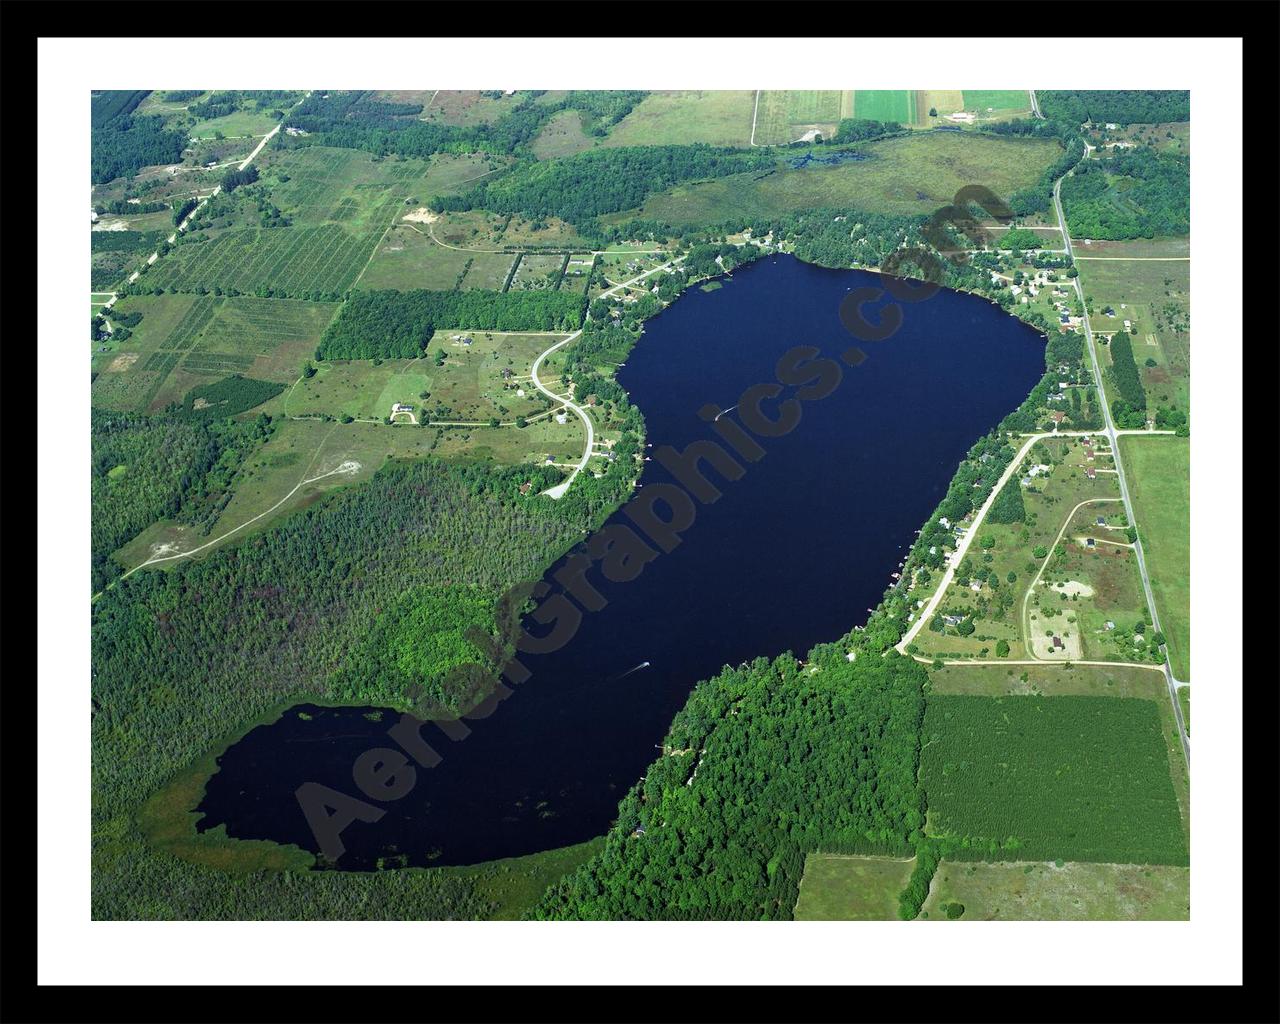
[106,352,140,372]
[403,207,439,224]
[1050,580,1095,598]
[92,220,129,232]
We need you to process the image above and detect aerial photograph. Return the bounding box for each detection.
[81,84,1198,927]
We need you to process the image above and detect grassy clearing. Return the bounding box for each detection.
[921,860,1188,920]
[602,90,757,148]
[531,109,596,160]
[624,131,1062,224]
[1118,435,1190,680]
[286,331,560,423]
[962,90,1031,114]
[1178,687,1189,734]
[793,854,915,920]
[921,694,1187,864]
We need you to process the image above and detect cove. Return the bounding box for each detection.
[196,254,1046,869]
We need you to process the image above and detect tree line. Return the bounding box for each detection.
[533,650,927,919]
[317,288,585,360]
[1039,90,1190,126]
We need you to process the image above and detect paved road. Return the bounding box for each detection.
[896,429,1094,653]
[530,256,686,499]
[1052,170,1190,765]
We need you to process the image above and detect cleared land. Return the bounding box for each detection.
[620,132,1063,224]
[753,90,843,145]
[531,109,596,160]
[793,854,915,920]
[921,861,1188,921]
[921,694,1187,864]
[1118,435,1190,679]
[602,90,757,148]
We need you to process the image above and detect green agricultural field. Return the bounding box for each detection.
[921,694,1188,865]
[962,90,1031,114]
[854,90,915,123]
[624,131,1063,224]
[602,90,757,148]
[793,854,916,920]
[927,661,1188,842]
[357,223,515,292]
[1118,435,1190,680]
[921,861,1188,921]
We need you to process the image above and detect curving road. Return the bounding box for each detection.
[530,256,685,499]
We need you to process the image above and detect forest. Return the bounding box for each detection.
[533,650,926,919]
[91,90,150,128]
[92,456,610,919]
[317,288,585,359]
[1060,146,1189,239]
[1106,331,1149,428]
[92,110,188,184]
[287,90,648,163]
[1039,90,1190,125]
[171,375,285,420]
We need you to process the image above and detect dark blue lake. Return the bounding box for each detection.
[196,254,1046,868]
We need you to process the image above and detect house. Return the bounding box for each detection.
[1104,620,1116,631]
[391,402,414,414]
[499,367,514,380]
[545,456,555,464]
[1086,538,1096,548]
[1052,636,1064,650]
[1096,516,1106,526]
[1050,411,1065,424]
[1084,467,1097,479]
[943,615,964,627]
[555,412,568,425]
[1083,446,1095,460]
[939,517,951,529]
[518,481,532,495]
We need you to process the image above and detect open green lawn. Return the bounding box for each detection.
[854,90,915,123]
[1118,435,1190,679]
[793,854,915,920]
[921,694,1188,864]
[921,860,1188,920]
[962,90,1032,114]
[602,90,757,148]
[621,131,1063,225]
